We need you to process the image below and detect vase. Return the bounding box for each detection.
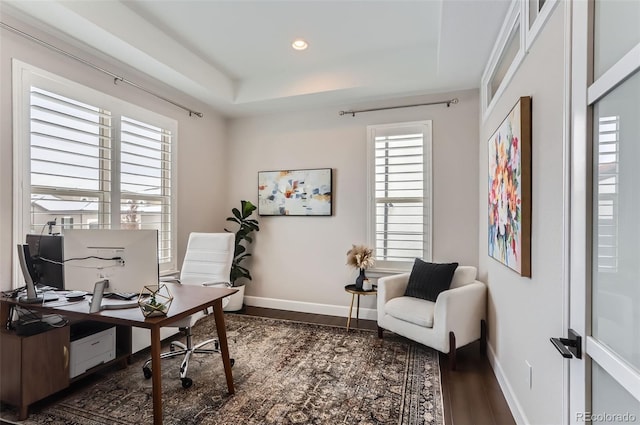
[355,268,366,290]
[223,284,245,312]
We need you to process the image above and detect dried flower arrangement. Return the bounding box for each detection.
[346,244,375,270]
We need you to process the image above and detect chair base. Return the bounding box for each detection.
[142,327,234,388]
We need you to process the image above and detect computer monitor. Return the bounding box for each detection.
[26,234,64,289]
[62,229,159,302]
[16,244,58,303]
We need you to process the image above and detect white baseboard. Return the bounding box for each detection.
[243,295,378,321]
[486,343,529,425]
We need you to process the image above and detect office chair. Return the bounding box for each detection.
[142,232,235,388]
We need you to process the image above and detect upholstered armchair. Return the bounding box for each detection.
[377,265,487,369]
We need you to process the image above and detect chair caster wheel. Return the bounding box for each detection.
[169,344,175,352]
[230,358,235,367]
[181,377,193,388]
[142,367,152,379]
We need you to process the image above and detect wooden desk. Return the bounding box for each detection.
[0,283,237,425]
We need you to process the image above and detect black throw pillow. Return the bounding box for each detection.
[404,259,459,302]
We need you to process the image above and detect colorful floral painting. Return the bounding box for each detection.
[488,97,531,277]
[258,168,332,216]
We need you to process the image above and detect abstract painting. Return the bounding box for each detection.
[488,96,531,277]
[258,168,332,216]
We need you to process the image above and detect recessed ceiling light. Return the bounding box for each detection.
[292,39,308,51]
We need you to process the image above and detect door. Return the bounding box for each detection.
[569,1,640,424]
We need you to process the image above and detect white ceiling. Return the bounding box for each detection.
[2,0,510,117]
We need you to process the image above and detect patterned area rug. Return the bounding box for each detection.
[1,314,443,425]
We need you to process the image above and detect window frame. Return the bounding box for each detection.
[525,0,559,52]
[481,0,526,121]
[12,60,178,286]
[366,120,433,273]
[481,0,560,121]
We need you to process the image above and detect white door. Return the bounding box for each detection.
[568,1,640,424]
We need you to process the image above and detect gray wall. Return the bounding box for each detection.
[478,6,566,424]
[227,89,480,314]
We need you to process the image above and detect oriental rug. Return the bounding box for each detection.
[1,314,443,425]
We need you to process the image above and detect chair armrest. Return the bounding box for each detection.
[433,281,486,345]
[377,273,410,315]
[202,281,231,287]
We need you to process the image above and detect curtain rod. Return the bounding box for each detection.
[339,98,458,117]
[1,21,203,118]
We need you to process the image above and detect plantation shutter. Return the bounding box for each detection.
[27,87,175,269]
[368,122,432,270]
[120,117,173,265]
[29,87,112,228]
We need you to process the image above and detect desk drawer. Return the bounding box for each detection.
[69,327,115,378]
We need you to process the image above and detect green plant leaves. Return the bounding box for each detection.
[227,200,260,286]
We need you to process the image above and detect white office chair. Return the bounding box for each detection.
[142,232,235,388]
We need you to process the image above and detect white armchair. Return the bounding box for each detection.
[377,265,487,369]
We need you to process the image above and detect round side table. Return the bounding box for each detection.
[344,284,377,331]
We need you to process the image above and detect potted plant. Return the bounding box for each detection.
[346,244,375,291]
[224,200,260,311]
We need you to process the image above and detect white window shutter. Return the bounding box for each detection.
[367,121,432,271]
[30,87,112,228]
[120,116,173,265]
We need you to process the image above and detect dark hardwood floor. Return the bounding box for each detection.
[239,306,515,425]
[1,306,514,425]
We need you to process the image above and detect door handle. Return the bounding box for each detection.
[550,329,582,359]
[63,345,69,369]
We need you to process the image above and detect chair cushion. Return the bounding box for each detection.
[404,259,458,302]
[450,266,478,288]
[385,296,435,328]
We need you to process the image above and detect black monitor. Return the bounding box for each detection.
[16,244,58,303]
[26,234,64,290]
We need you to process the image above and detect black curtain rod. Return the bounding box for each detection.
[1,21,203,118]
[339,98,459,117]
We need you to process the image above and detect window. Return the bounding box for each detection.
[489,21,521,100]
[367,121,432,271]
[481,0,525,119]
[13,61,177,273]
[481,0,559,120]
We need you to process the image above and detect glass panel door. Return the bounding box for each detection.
[588,0,640,421]
[590,69,640,421]
[570,2,640,424]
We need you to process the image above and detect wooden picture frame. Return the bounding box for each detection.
[487,96,532,277]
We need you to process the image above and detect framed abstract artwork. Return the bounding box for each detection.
[258,168,332,216]
[488,96,532,277]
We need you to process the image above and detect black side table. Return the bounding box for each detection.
[344,284,377,331]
